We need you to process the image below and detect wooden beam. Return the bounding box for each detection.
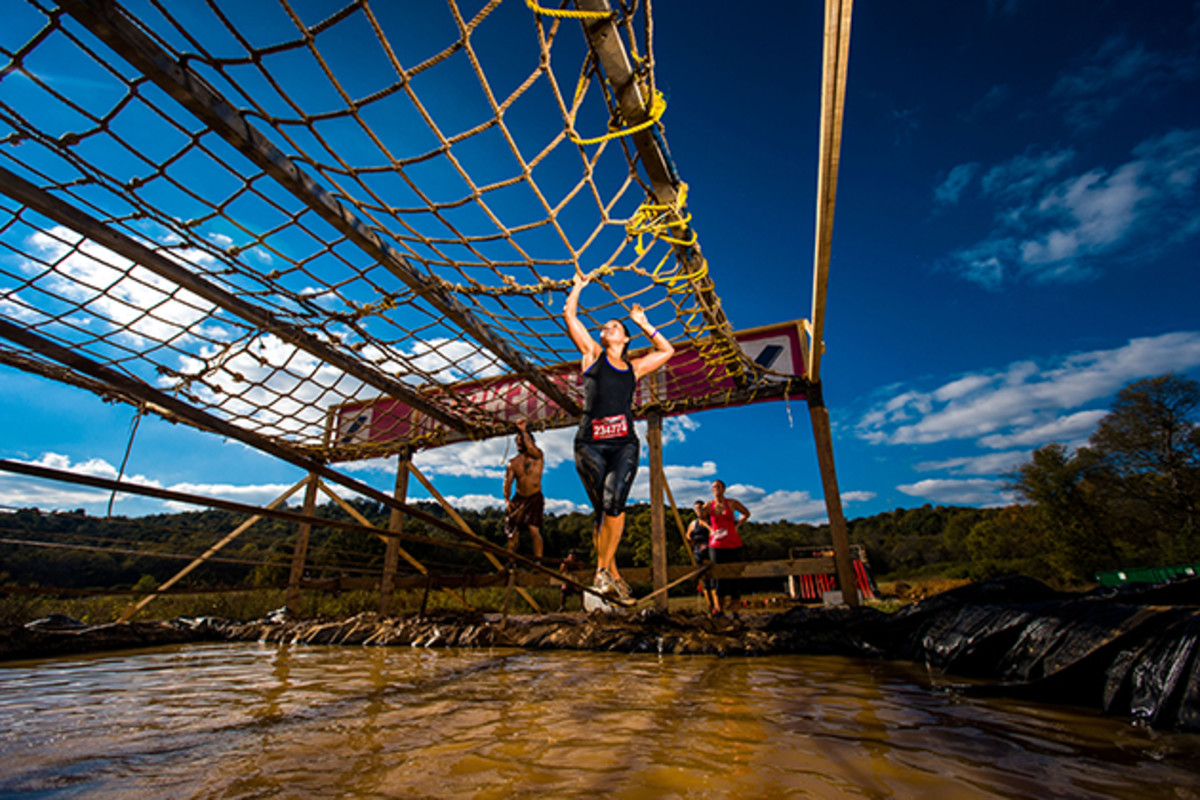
[286,474,321,614]
[58,0,581,417]
[647,414,668,610]
[0,165,471,435]
[381,452,410,614]
[573,0,747,384]
[660,471,693,561]
[634,563,709,610]
[0,318,544,567]
[808,0,854,383]
[326,557,839,591]
[808,393,859,606]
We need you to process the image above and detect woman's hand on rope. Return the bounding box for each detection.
[564,271,600,363]
[630,303,675,378]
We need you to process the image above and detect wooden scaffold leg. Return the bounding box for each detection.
[286,473,322,615]
[647,414,669,611]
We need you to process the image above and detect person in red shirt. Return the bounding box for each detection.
[707,479,750,614]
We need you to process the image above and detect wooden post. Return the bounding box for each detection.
[808,386,859,606]
[647,414,668,611]
[286,473,321,615]
[380,449,410,615]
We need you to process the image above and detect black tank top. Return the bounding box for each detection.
[577,354,637,444]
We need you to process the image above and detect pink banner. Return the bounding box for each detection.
[331,321,806,457]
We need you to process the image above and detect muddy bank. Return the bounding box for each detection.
[4,577,1199,731]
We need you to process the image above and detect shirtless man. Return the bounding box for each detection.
[503,419,544,559]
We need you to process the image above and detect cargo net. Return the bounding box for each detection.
[0,0,786,462]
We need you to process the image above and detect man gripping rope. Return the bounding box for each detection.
[503,419,545,560]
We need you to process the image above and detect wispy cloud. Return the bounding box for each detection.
[934,163,979,206]
[968,84,1011,118]
[944,130,1200,287]
[1051,35,1200,131]
[0,452,296,513]
[897,478,1014,506]
[856,331,1200,448]
[915,451,1030,477]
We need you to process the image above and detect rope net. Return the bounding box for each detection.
[0,0,804,463]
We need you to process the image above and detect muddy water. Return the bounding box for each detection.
[1,643,1198,799]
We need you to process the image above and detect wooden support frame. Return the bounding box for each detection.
[803,0,859,605]
[404,461,544,614]
[312,474,471,613]
[647,414,668,610]
[0,321,579,593]
[808,0,854,384]
[286,474,321,613]
[381,450,411,615]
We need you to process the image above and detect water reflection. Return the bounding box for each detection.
[1,643,1198,799]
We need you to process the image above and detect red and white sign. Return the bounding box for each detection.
[331,320,806,457]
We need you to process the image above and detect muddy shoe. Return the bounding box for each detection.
[612,576,633,602]
[593,568,619,599]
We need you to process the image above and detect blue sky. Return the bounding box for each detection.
[2,0,1199,526]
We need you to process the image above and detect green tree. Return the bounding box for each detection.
[1008,442,1115,580]
[1087,373,1200,554]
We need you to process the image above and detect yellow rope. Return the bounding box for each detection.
[626,182,693,254]
[568,87,667,146]
[525,0,614,20]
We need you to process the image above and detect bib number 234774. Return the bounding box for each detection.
[591,414,629,440]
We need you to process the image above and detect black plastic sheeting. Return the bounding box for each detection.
[864,576,1200,731]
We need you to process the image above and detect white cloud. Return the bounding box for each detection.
[338,456,396,474]
[161,481,301,511]
[436,492,588,516]
[413,426,577,481]
[0,452,153,512]
[856,331,1200,448]
[915,451,1030,477]
[934,163,979,206]
[980,149,1075,203]
[662,414,699,444]
[976,409,1105,449]
[0,452,309,515]
[22,226,220,347]
[897,478,1015,506]
[634,471,873,524]
[0,474,110,511]
[437,492,504,513]
[947,130,1200,286]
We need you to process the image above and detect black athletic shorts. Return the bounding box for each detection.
[573,438,639,518]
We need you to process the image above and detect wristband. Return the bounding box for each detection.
[647,327,658,339]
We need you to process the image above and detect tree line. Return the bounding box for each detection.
[2,373,1197,594]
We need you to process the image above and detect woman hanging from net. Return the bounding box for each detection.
[564,271,675,602]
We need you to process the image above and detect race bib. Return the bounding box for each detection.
[591,414,629,440]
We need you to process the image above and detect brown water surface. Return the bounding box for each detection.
[1,642,1198,798]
